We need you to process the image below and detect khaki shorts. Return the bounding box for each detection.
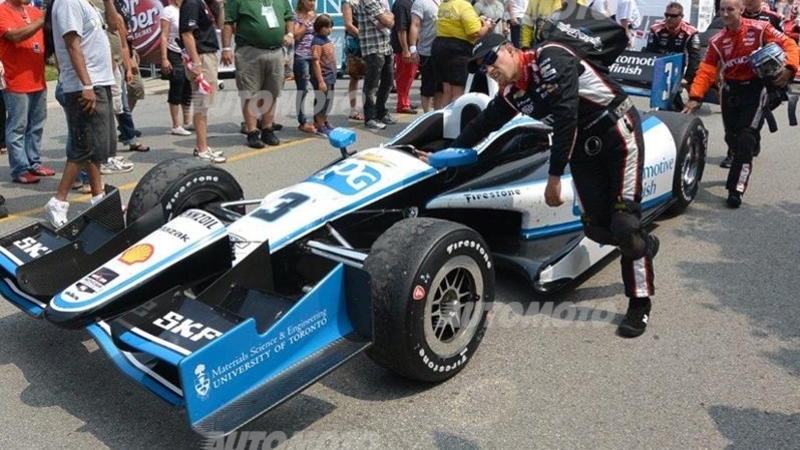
[234,45,284,100]
[127,69,145,101]
[184,52,218,109]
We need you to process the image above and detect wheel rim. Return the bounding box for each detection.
[681,133,701,196]
[423,255,485,358]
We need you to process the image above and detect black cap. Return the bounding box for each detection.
[467,34,510,73]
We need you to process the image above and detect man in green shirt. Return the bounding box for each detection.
[222,0,294,148]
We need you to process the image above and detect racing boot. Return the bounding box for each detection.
[726,191,742,209]
[619,297,651,338]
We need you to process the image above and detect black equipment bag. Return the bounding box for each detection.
[540,4,629,71]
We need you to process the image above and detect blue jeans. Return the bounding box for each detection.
[293,57,312,125]
[116,66,137,149]
[55,82,88,184]
[3,90,46,178]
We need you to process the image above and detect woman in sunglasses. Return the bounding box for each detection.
[428,31,658,338]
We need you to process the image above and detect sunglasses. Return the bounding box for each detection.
[478,44,504,74]
[664,13,682,18]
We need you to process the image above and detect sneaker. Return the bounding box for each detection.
[182,123,194,131]
[380,114,398,125]
[193,148,224,158]
[365,119,386,130]
[261,128,280,146]
[195,149,227,163]
[12,172,40,184]
[112,156,134,170]
[45,197,70,228]
[171,126,192,136]
[272,122,284,132]
[298,123,317,134]
[316,125,332,137]
[618,297,651,338]
[101,157,134,174]
[719,155,733,168]
[246,130,266,149]
[726,191,742,208]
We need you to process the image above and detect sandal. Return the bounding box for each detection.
[128,143,150,152]
[349,110,365,121]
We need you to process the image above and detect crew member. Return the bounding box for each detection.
[645,2,701,111]
[421,31,660,338]
[683,0,798,208]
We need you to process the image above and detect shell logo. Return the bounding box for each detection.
[118,244,154,265]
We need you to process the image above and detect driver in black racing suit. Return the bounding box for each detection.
[421,33,660,338]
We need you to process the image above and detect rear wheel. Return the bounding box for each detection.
[126,157,244,224]
[649,111,707,215]
[365,218,494,382]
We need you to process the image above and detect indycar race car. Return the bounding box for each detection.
[0,68,707,437]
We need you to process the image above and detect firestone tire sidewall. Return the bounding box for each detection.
[404,232,494,380]
[366,218,495,383]
[126,158,243,224]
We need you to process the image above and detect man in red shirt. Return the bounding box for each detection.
[684,0,798,208]
[0,0,54,184]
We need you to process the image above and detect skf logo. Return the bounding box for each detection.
[153,311,223,342]
[13,237,50,258]
[194,364,210,398]
[118,244,154,265]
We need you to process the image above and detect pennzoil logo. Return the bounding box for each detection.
[118,244,154,265]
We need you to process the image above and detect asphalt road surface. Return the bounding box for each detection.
[0,80,798,450]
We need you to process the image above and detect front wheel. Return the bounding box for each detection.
[126,157,244,224]
[364,218,494,383]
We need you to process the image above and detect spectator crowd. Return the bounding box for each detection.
[0,0,798,223]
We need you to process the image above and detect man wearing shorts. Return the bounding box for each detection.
[180,0,226,162]
[223,0,294,148]
[409,0,442,111]
[46,0,117,227]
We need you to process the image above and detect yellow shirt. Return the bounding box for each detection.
[436,0,482,42]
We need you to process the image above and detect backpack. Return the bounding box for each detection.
[539,4,628,71]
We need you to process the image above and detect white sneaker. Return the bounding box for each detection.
[193,147,225,158]
[171,126,192,136]
[45,197,70,228]
[101,157,134,174]
[194,149,227,163]
[112,156,134,170]
[182,123,194,131]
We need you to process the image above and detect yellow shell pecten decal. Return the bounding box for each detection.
[118,243,155,265]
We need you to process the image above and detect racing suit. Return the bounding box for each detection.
[689,18,799,198]
[645,20,701,110]
[451,44,656,299]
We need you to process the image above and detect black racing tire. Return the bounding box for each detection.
[364,218,494,383]
[649,110,707,215]
[126,157,244,224]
